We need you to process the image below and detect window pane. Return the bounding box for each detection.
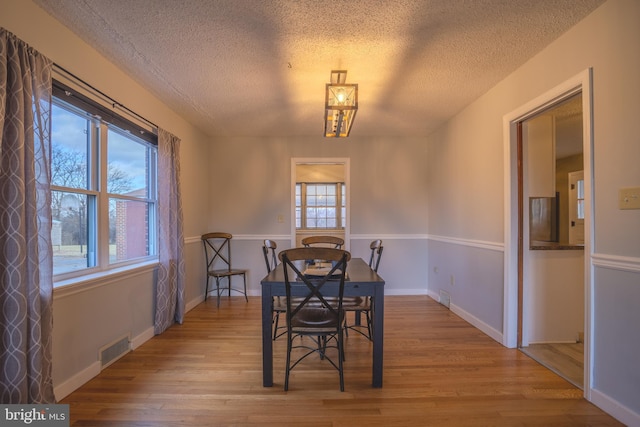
[306,207,316,220]
[107,128,150,196]
[577,200,585,219]
[51,103,91,190]
[577,179,585,219]
[577,179,584,199]
[52,191,96,274]
[295,207,301,228]
[109,198,151,263]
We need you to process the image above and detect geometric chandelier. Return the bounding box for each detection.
[324,70,358,138]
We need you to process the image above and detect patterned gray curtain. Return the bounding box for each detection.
[0,29,55,403]
[154,128,185,334]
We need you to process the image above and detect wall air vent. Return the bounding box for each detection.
[99,334,131,369]
[439,290,451,309]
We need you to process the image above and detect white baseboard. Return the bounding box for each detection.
[590,388,640,427]
[427,289,440,302]
[385,289,429,296]
[425,291,503,344]
[54,361,100,402]
[186,295,205,312]
[131,327,155,350]
[450,302,503,344]
[54,319,167,401]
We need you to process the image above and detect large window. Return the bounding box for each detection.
[296,183,345,229]
[51,86,157,279]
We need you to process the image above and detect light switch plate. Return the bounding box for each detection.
[619,187,640,210]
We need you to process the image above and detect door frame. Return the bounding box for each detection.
[290,158,350,250]
[502,69,594,398]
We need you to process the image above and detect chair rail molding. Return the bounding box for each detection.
[427,234,504,252]
[592,253,640,274]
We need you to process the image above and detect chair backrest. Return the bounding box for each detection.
[368,239,384,273]
[202,232,234,271]
[279,247,351,325]
[263,239,277,273]
[301,235,345,249]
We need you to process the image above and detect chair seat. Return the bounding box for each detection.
[208,268,247,277]
[292,307,341,329]
[342,296,369,309]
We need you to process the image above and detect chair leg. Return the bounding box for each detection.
[273,311,281,340]
[216,277,221,308]
[344,313,349,337]
[243,273,248,302]
[365,311,372,340]
[338,330,345,392]
[205,276,210,301]
[285,333,292,391]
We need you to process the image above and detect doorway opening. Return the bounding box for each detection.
[503,69,593,397]
[291,158,350,249]
[517,93,585,388]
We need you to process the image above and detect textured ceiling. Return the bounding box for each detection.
[34,0,604,138]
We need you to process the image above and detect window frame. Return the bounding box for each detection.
[296,182,345,230]
[51,81,159,284]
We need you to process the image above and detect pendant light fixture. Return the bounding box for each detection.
[324,70,358,137]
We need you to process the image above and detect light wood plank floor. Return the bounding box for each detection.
[61,296,623,426]
[520,343,584,389]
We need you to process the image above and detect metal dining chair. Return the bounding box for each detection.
[279,247,350,391]
[343,239,383,340]
[301,235,344,249]
[263,239,287,340]
[202,232,248,307]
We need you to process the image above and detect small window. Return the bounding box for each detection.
[296,183,345,230]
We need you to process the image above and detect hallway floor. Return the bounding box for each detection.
[520,342,584,389]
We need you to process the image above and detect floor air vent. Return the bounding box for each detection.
[99,335,131,369]
[439,290,451,309]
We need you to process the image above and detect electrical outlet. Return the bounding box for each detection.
[619,187,640,210]
[277,214,284,223]
[450,275,455,286]
[433,266,438,273]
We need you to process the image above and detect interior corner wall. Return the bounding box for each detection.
[2,0,212,399]
[426,0,640,423]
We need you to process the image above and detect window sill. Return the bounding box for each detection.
[53,259,159,299]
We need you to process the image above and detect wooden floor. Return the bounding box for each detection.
[520,342,584,389]
[61,296,623,426]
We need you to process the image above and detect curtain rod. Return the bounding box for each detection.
[53,63,158,130]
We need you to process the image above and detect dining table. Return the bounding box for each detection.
[260,257,385,388]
